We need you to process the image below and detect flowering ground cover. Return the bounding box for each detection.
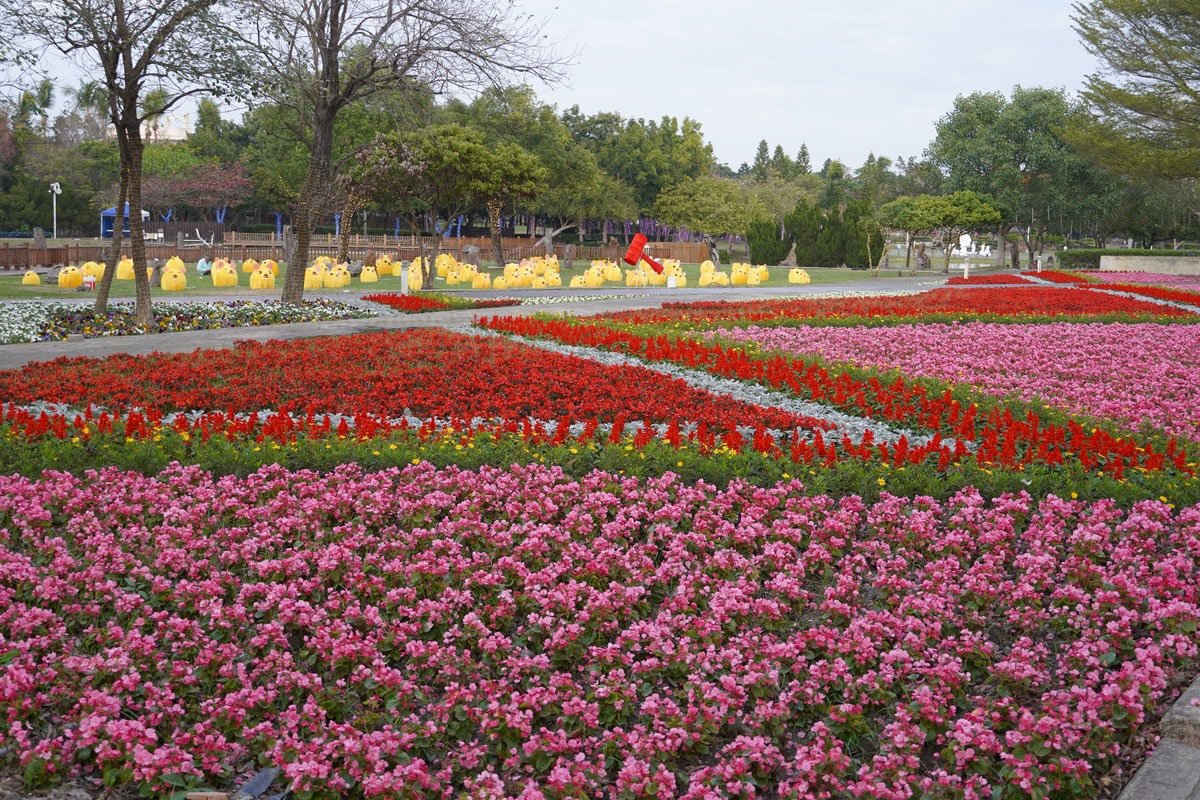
[0,329,823,436]
[0,300,375,343]
[604,287,1193,328]
[2,462,1197,799]
[361,292,519,313]
[1091,271,1200,290]
[713,322,1200,442]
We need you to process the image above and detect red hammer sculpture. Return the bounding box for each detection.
[622,232,664,274]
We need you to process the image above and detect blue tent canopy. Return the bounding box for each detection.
[100,203,151,239]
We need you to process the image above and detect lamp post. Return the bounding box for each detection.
[49,182,61,240]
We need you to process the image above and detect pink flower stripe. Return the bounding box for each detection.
[717,322,1200,441]
[1091,271,1200,290]
[1,462,1198,798]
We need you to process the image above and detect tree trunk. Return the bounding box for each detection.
[488,200,504,269]
[996,224,1008,268]
[336,201,361,264]
[904,232,913,273]
[281,123,333,305]
[95,159,128,314]
[942,233,954,273]
[125,128,154,326]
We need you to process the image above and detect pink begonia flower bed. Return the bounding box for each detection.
[1092,271,1200,290]
[2,462,1198,798]
[716,322,1200,441]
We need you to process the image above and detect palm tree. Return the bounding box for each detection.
[16,78,55,138]
[64,79,110,139]
[141,87,169,142]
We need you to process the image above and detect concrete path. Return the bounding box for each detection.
[0,276,942,370]
[1118,676,1200,800]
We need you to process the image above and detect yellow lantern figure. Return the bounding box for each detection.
[788,268,811,284]
[700,260,715,277]
[472,273,491,289]
[568,275,587,289]
[604,262,622,282]
[360,265,379,283]
[304,266,325,290]
[713,271,730,286]
[116,258,135,280]
[57,266,83,289]
[249,267,276,289]
[82,261,106,278]
[408,265,424,292]
[545,272,562,287]
[160,268,187,291]
[445,269,460,286]
[493,276,510,290]
[212,264,239,288]
[375,256,394,276]
[164,255,186,273]
[503,263,520,280]
[22,270,41,286]
[531,276,547,290]
[260,259,279,275]
[241,258,258,274]
[755,265,770,282]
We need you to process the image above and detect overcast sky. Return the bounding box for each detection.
[522,0,1101,170]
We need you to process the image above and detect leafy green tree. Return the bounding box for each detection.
[480,143,546,265]
[1072,0,1200,177]
[572,112,713,210]
[854,153,898,208]
[243,0,566,305]
[818,159,848,209]
[928,86,1112,265]
[935,191,1002,271]
[187,98,247,163]
[879,194,952,273]
[362,124,497,286]
[654,175,753,237]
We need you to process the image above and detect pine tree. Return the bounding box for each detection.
[771,144,793,180]
[751,139,771,183]
[785,199,823,267]
[747,216,792,264]
[796,143,811,175]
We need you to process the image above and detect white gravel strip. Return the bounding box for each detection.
[464,328,952,448]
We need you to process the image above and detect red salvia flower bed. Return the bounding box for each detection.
[0,329,827,435]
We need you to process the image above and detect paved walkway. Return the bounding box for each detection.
[0,276,941,370]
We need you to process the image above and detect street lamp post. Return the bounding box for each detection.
[49,182,62,240]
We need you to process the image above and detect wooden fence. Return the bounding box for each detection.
[1,238,711,270]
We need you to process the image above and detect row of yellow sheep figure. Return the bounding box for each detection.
[36,254,812,292]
